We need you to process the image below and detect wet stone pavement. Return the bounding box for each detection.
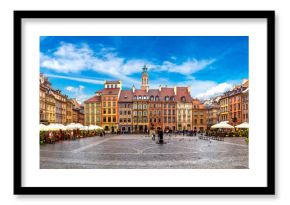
[40,134,248,169]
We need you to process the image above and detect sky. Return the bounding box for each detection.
[40,36,248,103]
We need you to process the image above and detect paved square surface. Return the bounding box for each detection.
[40,134,248,169]
[40,135,248,169]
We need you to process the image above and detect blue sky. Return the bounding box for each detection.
[40,36,248,103]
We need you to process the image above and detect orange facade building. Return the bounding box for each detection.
[192,99,207,131]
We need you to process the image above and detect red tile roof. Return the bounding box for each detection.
[133,89,148,96]
[176,87,192,102]
[148,89,160,96]
[119,90,133,102]
[101,88,120,95]
[84,95,101,103]
[160,87,175,98]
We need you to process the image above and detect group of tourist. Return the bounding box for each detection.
[40,129,105,144]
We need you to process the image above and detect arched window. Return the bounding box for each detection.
[138,95,142,100]
[181,96,186,102]
[150,95,154,101]
[155,96,159,101]
[134,96,137,100]
[143,95,147,100]
[170,96,175,101]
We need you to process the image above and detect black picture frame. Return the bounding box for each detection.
[14,10,275,195]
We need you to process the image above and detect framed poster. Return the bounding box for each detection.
[14,10,275,195]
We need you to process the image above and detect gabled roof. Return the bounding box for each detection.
[101,88,120,95]
[192,99,206,109]
[84,95,101,103]
[148,89,160,96]
[119,90,133,102]
[133,89,148,96]
[160,87,175,98]
[176,87,192,102]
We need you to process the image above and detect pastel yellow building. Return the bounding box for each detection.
[84,93,102,126]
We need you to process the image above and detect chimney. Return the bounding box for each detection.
[132,85,135,93]
[174,86,177,95]
[187,86,191,94]
[146,86,149,93]
[159,85,162,92]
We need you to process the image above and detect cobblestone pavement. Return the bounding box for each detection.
[40,134,248,169]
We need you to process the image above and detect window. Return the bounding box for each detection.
[143,104,147,109]
[103,117,106,122]
[103,109,106,114]
[124,118,127,123]
[134,96,137,100]
[138,96,142,100]
[120,111,122,115]
[108,117,111,122]
[113,102,116,106]
[120,118,123,123]
[113,109,116,114]
[138,104,142,109]
[200,119,203,124]
[143,111,147,116]
[108,109,111,114]
[128,111,131,115]
[164,117,167,123]
[108,102,111,107]
[138,111,142,116]
[133,103,137,109]
[113,117,116,122]
[124,111,127,115]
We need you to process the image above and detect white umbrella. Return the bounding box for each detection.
[66,123,83,129]
[94,125,103,130]
[46,123,63,131]
[74,123,83,128]
[80,126,89,131]
[211,122,234,129]
[39,124,48,131]
[88,125,98,130]
[235,122,249,129]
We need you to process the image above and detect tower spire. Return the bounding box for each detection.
[141,65,149,90]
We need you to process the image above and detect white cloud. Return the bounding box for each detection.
[40,42,215,87]
[45,74,104,85]
[65,85,90,104]
[158,58,215,75]
[196,82,232,100]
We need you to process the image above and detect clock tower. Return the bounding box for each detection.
[141,65,149,91]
